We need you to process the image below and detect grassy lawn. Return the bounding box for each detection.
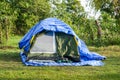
[0,36,120,80]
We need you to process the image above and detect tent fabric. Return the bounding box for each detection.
[19,18,106,66]
[55,32,80,62]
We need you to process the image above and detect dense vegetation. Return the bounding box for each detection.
[0,0,120,46]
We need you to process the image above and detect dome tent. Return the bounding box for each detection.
[19,18,106,66]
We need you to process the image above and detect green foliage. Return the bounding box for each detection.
[92,0,120,26]
[11,0,51,34]
[0,1,15,44]
[99,12,120,46]
[49,0,120,46]
[0,0,119,46]
[0,0,50,44]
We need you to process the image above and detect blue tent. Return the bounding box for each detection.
[19,18,106,66]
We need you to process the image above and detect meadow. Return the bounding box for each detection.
[0,36,120,80]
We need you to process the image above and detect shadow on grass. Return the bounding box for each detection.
[96,73,120,80]
[0,73,120,80]
[105,56,120,65]
[0,46,18,50]
[0,50,21,62]
[0,78,44,80]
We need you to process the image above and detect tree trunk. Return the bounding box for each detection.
[0,23,2,44]
[0,31,2,44]
[6,26,9,41]
[5,18,9,41]
[95,20,102,39]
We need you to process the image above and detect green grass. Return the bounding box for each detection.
[0,36,120,80]
[0,35,22,48]
[0,46,120,80]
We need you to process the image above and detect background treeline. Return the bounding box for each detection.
[0,0,120,46]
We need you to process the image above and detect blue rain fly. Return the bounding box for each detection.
[19,18,106,66]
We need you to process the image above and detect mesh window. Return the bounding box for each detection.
[30,31,56,54]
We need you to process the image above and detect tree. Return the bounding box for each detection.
[92,0,120,27]
[49,0,85,31]
[85,0,120,46]
[49,0,99,44]
[0,0,51,44]
[10,0,51,34]
[0,1,14,43]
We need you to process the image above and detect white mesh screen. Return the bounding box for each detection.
[30,31,56,54]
